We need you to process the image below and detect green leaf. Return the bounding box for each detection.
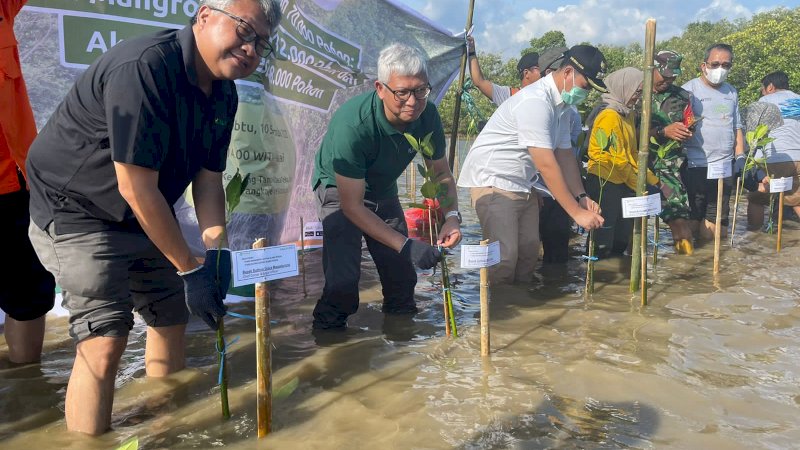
[594,129,609,151]
[274,377,300,400]
[225,169,249,215]
[403,133,420,150]
[408,202,428,209]
[420,132,435,158]
[114,437,139,450]
[420,180,438,199]
[417,163,427,179]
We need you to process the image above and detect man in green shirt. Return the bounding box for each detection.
[311,43,462,330]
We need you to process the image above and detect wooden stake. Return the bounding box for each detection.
[410,162,417,204]
[480,239,490,356]
[652,217,659,266]
[630,18,656,292]
[446,0,476,172]
[777,191,785,252]
[641,217,648,306]
[299,217,307,297]
[713,178,723,274]
[730,176,742,246]
[253,238,272,438]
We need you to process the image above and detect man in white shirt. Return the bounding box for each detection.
[681,43,745,240]
[458,45,606,285]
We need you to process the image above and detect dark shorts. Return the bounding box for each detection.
[28,222,189,343]
[682,166,733,226]
[0,189,55,321]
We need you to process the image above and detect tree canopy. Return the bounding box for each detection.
[439,7,800,135]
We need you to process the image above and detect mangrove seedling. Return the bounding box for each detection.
[404,132,457,336]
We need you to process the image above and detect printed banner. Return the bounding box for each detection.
[20,0,462,257]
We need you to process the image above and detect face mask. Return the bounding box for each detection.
[705,66,729,85]
[561,70,589,105]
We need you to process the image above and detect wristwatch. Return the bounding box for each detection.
[575,192,589,202]
[445,210,462,224]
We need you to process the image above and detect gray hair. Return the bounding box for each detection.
[377,43,428,84]
[196,0,282,32]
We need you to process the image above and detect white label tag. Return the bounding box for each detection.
[232,244,299,287]
[706,160,732,179]
[460,241,501,268]
[300,221,324,249]
[770,176,793,193]
[622,193,662,218]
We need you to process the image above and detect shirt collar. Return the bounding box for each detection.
[544,73,566,107]
[178,25,200,87]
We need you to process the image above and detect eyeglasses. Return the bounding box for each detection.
[208,6,274,59]
[381,83,432,102]
[705,61,732,70]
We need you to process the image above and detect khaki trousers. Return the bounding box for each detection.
[471,186,540,285]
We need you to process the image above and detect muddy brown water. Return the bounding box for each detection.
[3,171,800,449]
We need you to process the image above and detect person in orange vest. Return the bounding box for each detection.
[0,0,55,364]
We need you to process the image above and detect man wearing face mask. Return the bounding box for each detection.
[458,45,606,285]
[681,43,745,240]
[649,50,695,254]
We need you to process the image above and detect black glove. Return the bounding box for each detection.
[180,266,227,330]
[400,238,441,270]
[203,248,232,299]
[733,155,746,177]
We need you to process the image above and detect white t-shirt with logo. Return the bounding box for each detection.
[682,77,742,168]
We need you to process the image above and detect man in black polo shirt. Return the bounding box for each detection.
[26,0,281,435]
[311,43,462,331]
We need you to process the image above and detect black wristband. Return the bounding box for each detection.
[575,192,588,202]
[467,51,476,57]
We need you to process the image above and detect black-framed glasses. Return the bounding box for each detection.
[208,6,274,59]
[705,61,732,70]
[381,82,432,102]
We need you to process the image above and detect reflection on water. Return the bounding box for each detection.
[3,145,800,449]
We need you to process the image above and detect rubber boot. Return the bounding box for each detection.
[674,239,694,255]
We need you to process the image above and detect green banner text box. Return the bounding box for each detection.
[63,16,169,66]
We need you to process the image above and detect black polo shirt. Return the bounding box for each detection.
[26,25,237,234]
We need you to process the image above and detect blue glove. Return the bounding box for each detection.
[733,155,746,177]
[203,248,232,299]
[400,238,441,270]
[180,266,227,330]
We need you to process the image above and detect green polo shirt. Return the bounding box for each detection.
[312,90,445,200]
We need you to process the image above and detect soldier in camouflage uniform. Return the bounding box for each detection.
[649,51,696,255]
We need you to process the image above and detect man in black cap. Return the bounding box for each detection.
[649,50,696,254]
[458,44,607,285]
[466,36,540,105]
[534,44,582,265]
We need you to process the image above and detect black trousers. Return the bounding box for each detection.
[585,175,635,256]
[539,196,571,264]
[312,187,417,329]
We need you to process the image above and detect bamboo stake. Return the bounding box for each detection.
[630,18,656,292]
[777,191,785,252]
[428,207,450,335]
[253,238,272,437]
[713,178,723,274]
[300,217,307,297]
[584,230,595,296]
[641,216,648,306]
[216,318,229,419]
[446,0,476,172]
[652,217,659,266]
[410,162,417,204]
[730,176,742,246]
[479,239,490,356]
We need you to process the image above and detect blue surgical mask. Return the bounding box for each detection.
[561,70,589,105]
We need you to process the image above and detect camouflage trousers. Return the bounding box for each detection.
[653,156,690,222]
